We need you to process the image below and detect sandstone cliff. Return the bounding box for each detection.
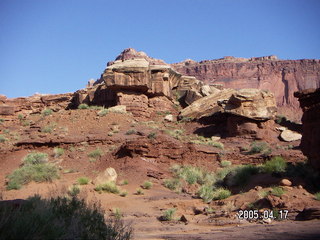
[171,57,320,117]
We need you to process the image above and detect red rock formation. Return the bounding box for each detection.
[172,57,320,119]
[294,88,320,170]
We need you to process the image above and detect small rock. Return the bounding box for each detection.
[298,185,304,189]
[276,127,287,131]
[164,114,174,122]
[211,135,221,141]
[255,186,263,191]
[263,218,272,224]
[280,129,302,142]
[180,215,188,223]
[279,179,292,187]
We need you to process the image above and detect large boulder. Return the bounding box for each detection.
[93,167,117,185]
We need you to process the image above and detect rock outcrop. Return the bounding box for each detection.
[294,88,320,170]
[172,56,320,119]
[0,93,73,116]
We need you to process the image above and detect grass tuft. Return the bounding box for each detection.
[23,152,48,165]
[263,156,287,173]
[88,148,103,160]
[94,181,120,194]
[53,147,64,158]
[142,181,153,189]
[161,208,176,221]
[270,186,285,197]
[77,177,90,185]
[42,108,53,116]
[78,104,89,109]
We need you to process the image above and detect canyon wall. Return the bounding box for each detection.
[171,57,320,119]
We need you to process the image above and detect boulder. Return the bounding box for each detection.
[225,89,277,120]
[164,114,174,122]
[280,129,302,142]
[93,167,117,185]
[279,179,292,187]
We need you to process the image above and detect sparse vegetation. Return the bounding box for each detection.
[197,185,215,203]
[223,164,260,187]
[23,152,48,165]
[78,103,89,109]
[120,179,129,185]
[41,123,56,133]
[248,141,269,154]
[7,154,59,190]
[120,191,128,197]
[0,134,7,143]
[94,181,120,194]
[21,120,31,126]
[276,114,287,124]
[113,208,122,220]
[163,178,181,191]
[164,129,184,140]
[68,185,80,197]
[142,181,153,189]
[161,208,176,221]
[53,147,64,158]
[135,188,144,195]
[98,109,108,117]
[77,177,90,185]
[263,156,287,173]
[0,118,4,123]
[42,108,53,116]
[147,132,157,139]
[220,160,232,168]
[88,148,103,160]
[212,188,231,200]
[0,195,132,240]
[125,129,137,135]
[190,136,224,149]
[270,186,285,197]
[314,192,320,201]
[18,114,24,120]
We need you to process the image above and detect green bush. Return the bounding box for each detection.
[68,185,80,197]
[142,181,153,189]
[0,118,4,123]
[163,178,181,191]
[53,147,64,158]
[94,181,120,194]
[98,109,108,117]
[220,160,232,168]
[263,156,287,173]
[120,191,128,197]
[248,141,268,154]
[18,114,24,120]
[7,163,59,190]
[0,195,132,240]
[78,103,89,109]
[42,108,53,116]
[314,192,320,201]
[270,186,285,197]
[197,185,215,203]
[23,152,48,165]
[136,188,144,195]
[0,134,7,143]
[41,123,56,133]
[161,208,176,221]
[224,164,260,187]
[212,188,231,200]
[120,179,129,185]
[172,165,215,186]
[77,177,90,185]
[88,148,103,159]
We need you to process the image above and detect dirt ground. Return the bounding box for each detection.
[1,109,320,239]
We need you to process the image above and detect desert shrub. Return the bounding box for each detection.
[0,195,132,240]
[142,181,153,189]
[112,208,122,220]
[41,123,56,133]
[89,105,104,110]
[88,148,103,159]
[120,179,129,185]
[208,141,224,149]
[53,147,64,158]
[7,163,59,190]
[314,192,320,201]
[77,177,90,185]
[94,181,120,194]
[270,186,285,197]
[18,114,24,120]
[163,178,181,191]
[120,191,128,197]
[42,108,53,116]
[125,129,137,135]
[224,164,260,187]
[98,109,108,117]
[135,188,144,195]
[248,141,269,154]
[21,120,31,126]
[0,134,7,143]
[197,185,215,203]
[212,187,231,200]
[164,129,184,140]
[220,160,232,168]
[147,132,157,139]
[161,208,176,221]
[263,156,287,173]
[23,152,48,165]
[68,185,80,197]
[179,116,193,122]
[78,103,89,109]
[0,118,4,123]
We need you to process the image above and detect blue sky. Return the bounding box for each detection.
[1,0,319,98]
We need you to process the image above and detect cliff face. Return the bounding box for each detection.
[171,58,320,116]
